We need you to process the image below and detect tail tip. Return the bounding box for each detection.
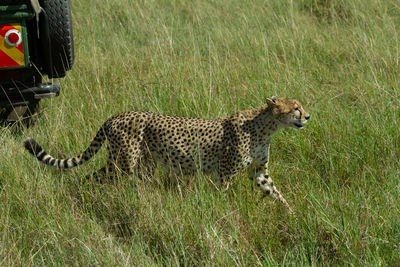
[23,137,41,155]
[23,137,33,143]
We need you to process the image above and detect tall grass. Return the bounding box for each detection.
[1,0,399,265]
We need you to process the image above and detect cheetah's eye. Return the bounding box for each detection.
[294,107,299,111]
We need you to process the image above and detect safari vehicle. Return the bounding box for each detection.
[0,0,73,126]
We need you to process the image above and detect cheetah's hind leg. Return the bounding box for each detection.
[218,175,234,192]
[86,160,117,182]
[86,143,135,182]
[136,155,156,182]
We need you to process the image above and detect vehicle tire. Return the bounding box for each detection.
[40,0,74,78]
[21,102,40,128]
[0,103,39,128]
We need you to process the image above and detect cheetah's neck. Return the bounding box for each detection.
[240,104,280,138]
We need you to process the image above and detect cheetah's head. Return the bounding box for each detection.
[267,96,310,129]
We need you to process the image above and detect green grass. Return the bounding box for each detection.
[1,0,400,265]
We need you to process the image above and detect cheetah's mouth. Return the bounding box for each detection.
[293,122,304,129]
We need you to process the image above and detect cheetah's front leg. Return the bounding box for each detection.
[255,163,293,213]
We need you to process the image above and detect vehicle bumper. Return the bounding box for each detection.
[0,82,60,108]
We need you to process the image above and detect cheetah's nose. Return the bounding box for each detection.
[305,115,310,120]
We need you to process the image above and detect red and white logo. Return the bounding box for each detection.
[5,29,22,47]
[0,23,25,68]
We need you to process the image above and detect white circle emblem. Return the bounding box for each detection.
[5,29,22,47]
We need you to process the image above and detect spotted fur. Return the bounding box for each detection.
[24,96,310,211]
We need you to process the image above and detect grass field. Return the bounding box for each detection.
[1,0,399,265]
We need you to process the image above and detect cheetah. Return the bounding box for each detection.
[24,96,310,211]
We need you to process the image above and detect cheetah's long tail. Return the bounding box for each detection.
[23,126,106,169]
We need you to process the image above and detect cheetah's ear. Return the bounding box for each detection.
[266,96,277,106]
